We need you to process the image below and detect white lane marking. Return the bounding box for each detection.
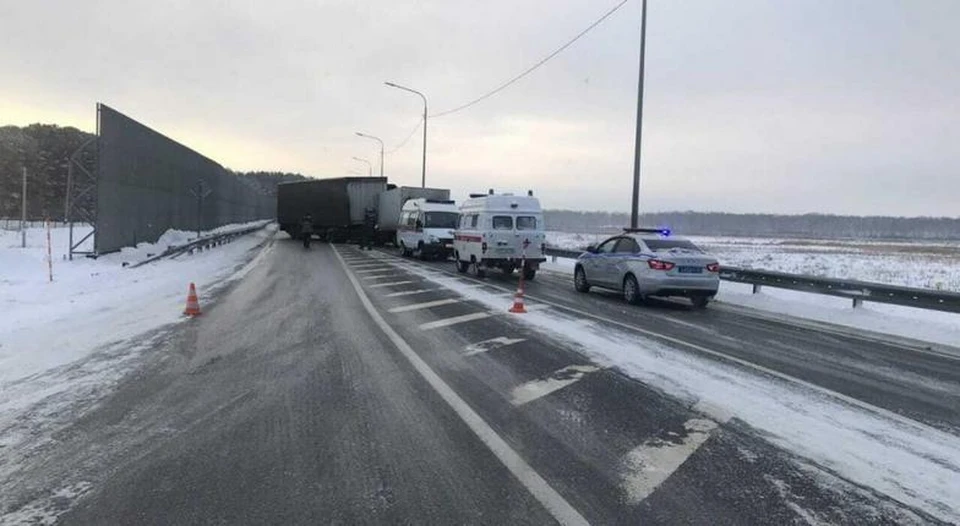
[388,299,460,313]
[464,337,526,356]
[352,263,394,269]
[419,312,492,331]
[363,273,401,280]
[510,365,601,406]
[376,252,945,435]
[330,245,590,526]
[369,280,416,289]
[620,419,717,505]
[384,288,440,297]
[355,267,395,274]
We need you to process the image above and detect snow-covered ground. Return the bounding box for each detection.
[388,262,960,524]
[0,222,275,486]
[546,231,960,291]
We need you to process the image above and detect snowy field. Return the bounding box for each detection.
[546,231,960,291]
[543,232,960,349]
[0,222,274,490]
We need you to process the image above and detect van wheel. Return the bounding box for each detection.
[400,242,411,257]
[501,267,515,276]
[456,259,469,273]
[473,259,486,278]
[623,274,644,305]
[523,268,536,281]
[417,242,428,261]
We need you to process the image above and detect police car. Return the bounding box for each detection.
[573,228,720,308]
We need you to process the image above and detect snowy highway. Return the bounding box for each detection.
[3,234,959,524]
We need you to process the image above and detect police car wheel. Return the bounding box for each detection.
[623,274,643,305]
[691,296,710,309]
[574,266,591,293]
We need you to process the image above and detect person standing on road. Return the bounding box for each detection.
[300,213,314,249]
[361,207,377,250]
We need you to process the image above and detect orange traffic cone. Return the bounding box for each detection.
[509,288,527,314]
[184,282,201,316]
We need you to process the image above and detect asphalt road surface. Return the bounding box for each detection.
[9,237,954,524]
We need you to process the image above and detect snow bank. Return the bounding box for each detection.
[0,222,273,392]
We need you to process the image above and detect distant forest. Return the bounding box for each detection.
[0,124,306,221]
[3,124,958,240]
[544,210,960,241]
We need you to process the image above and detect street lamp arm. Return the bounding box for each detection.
[384,81,427,106]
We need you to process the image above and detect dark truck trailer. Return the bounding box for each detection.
[277,177,388,242]
[376,186,451,245]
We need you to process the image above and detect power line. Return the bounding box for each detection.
[386,119,424,155]
[430,0,630,118]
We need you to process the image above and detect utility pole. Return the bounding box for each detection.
[21,167,27,248]
[630,0,648,229]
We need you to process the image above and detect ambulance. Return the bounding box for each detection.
[396,198,459,260]
[453,190,546,279]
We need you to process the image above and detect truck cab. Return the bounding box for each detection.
[397,198,459,260]
[454,190,546,279]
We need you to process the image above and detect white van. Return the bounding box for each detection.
[454,190,546,279]
[397,198,460,260]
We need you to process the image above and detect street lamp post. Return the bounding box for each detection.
[352,156,373,177]
[630,0,648,229]
[385,81,428,188]
[355,132,384,178]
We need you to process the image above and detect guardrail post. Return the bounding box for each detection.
[852,297,863,309]
[752,284,762,294]
[552,255,558,263]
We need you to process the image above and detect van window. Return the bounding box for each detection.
[516,216,537,230]
[406,212,417,228]
[492,216,513,230]
[424,211,458,229]
[470,215,478,228]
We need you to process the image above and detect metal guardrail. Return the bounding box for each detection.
[129,221,271,268]
[543,247,960,313]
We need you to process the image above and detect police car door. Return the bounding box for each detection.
[589,237,620,286]
[611,237,641,284]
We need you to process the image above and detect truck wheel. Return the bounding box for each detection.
[456,259,469,273]
[523,268,537,281]
[501,267,515,276]
[417,242,428,261]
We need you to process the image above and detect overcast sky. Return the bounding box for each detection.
[2,0,958,216]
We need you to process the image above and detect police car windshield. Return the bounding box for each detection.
[424,212,458,229]
[643,239,702,252]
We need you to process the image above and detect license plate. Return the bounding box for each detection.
[494,248,513,254]
[678,266,703,274]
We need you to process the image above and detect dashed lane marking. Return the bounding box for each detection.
[351,263,395,269]
[419,312,493,331]
[510,365,601,406]
[368,280,416,289]
[620,419,718,505]
[330,245,590,526]
[355,267,396,274]
[464,337,526,356]
[363,273,402,280]
[388,299,461,313]
[384,288,440,297]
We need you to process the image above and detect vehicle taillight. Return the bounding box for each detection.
[706,262,720,273]
[481,242,488,253]
[540,243,546,253]
[648,259,675,271]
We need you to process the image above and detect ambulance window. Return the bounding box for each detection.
[470,215,479,228]
[493,216,513,230]
[516,216,537,230]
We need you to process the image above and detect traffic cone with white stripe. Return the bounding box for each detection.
[509,288,527,314]
[184,282,201,316]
